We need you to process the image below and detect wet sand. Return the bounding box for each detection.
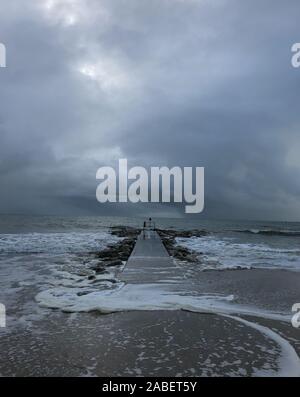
[178,268,300,313]
[0,309,299,377]
[0,268,299,377]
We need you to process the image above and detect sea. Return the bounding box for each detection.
[1,214,300,270]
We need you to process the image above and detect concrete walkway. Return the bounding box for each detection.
[121,230,180,284]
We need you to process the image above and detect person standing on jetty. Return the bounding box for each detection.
[143,218,155,239]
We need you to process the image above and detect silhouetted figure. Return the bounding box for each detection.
[142,218,155,239]
[148,218,155,230]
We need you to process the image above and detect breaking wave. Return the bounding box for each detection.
[236,229,300,237]
[176,236,300,271]
[0,231,121,254]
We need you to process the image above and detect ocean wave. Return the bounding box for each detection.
[176,236,300,271]
[235,229,300,237]
[0,231,121,254]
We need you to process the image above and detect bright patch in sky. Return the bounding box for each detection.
[78,61,130,91]
[41,0,85,26]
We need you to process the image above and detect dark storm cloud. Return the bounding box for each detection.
[0,0,299,220]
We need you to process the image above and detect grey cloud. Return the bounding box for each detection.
[0,0,299,220]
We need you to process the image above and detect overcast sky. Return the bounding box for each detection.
[0,0,300,220]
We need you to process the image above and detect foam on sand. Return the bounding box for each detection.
[36,283,234,313]
[35,282,288,321]
[223,315,300,377]
[35,282,300,376]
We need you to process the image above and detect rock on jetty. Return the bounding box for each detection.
[91,226,140,273]
[90,226,207,274]
[156,228,207,262]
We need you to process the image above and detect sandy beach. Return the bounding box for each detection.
[0,267,299,377]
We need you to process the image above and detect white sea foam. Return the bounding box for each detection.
[0,231,120,254]
[35,283,299,376]
[176,236,300,271]
[35,282,289,322]
[223,315,300,377]
[0,230,120,332]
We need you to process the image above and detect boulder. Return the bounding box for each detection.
[104,259,124,267]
